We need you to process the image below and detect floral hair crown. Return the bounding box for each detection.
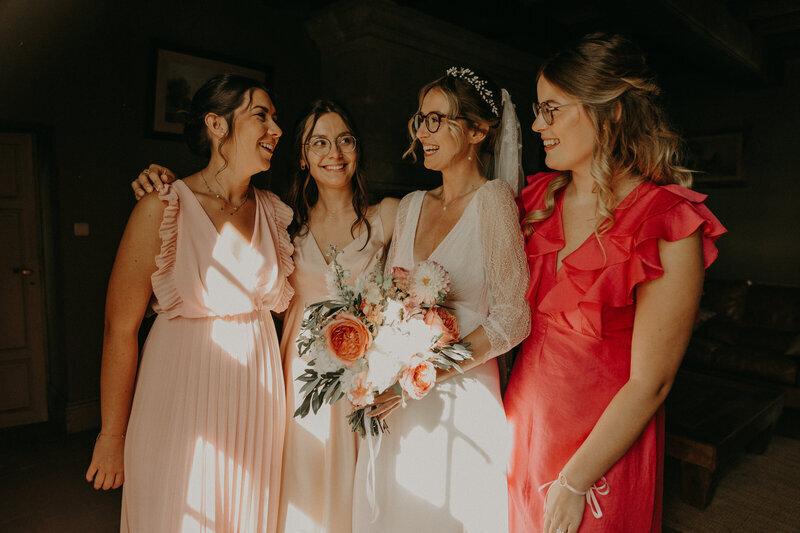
[446,66,499,117]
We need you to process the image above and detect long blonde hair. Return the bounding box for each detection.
[523,33,693,236]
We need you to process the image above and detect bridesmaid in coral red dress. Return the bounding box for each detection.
[505,34,726,533]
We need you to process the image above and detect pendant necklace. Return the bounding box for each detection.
[201,171,250,215]
[440,184,478,211]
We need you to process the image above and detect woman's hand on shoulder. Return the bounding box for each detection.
[132,163,177,200]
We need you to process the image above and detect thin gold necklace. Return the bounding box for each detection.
[439,184,479,211]
[201,171,250,215]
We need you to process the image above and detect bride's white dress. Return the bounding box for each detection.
[352,179,530,532]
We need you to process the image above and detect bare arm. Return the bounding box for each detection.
[85,192,165,490]
[543,231,704,533]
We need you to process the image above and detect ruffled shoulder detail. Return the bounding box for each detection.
[519,172,565,261]
[150,182,183,318]
[546,181,726,337]
[258,189,295,313]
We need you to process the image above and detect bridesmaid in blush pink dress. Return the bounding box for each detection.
[86,75,293,532]
[128,100,399,533]
[277,100,398,533]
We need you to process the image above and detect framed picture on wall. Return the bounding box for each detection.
[686,131,745,187]
[148,47,270,140]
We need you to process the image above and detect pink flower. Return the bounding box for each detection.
[323,312,372,367]
[392,267,411,292]
[399,357,437,400]
[347,372,375,408]
[424,307,460,347]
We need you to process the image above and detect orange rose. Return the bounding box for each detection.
[323,312,372,366]
[399,357,437,400]
[347,372,375,408]
[423,307,460,347]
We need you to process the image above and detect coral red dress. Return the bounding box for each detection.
[504,172,726,532]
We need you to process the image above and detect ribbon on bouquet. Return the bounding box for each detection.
[366,429,382,523]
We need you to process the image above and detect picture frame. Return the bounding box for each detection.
[148,47,270,140]
[686,131,745,187]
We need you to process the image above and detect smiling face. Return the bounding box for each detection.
[227,88,282,174]
[415,88,469,173]
[301,112,357,191]
[532,75,597,179]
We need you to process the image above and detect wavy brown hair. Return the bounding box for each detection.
[286,99,371,246]
[404,70,501,175]
[522,33,693,236]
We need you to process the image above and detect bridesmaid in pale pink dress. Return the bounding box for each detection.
[86,74,294,532]
[277,100,398,533]
[129,100,399,533]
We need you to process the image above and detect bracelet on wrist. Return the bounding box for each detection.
[96,432,126,440]
[558,472,588,495]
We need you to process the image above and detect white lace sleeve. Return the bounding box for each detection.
[384,192,413,273]
[479,180,531,357]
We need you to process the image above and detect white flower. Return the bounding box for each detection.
[309,341,341,373]
[324,264,339,297]
[409,261,450,306]
[365,344,404,392]
[383,298,405,325]
[354,271,384,307]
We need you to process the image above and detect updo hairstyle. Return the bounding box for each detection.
[183,73,270,163]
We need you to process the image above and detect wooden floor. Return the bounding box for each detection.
[0,418,798,532]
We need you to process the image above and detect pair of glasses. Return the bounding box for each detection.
[304,134,357,156]
[532,102,575,125]
[411,111,465,134]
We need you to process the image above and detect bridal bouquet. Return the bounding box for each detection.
[294,247,472,437]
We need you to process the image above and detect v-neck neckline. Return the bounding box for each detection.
[307,206,382,266]
[554,180,647,274]
[410,183,485,265]
[177,180,259,247]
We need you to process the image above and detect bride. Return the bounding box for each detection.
[352,67,530,532]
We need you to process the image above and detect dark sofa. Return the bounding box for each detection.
[683,279,800,409]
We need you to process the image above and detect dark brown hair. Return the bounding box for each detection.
[286,99,371,245]
[183,73,270,167]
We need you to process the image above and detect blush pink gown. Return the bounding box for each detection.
[278,207,388,533]
[505,172,726,532]
[121,180,294,533]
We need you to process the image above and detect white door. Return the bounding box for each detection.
[0,132,48,428]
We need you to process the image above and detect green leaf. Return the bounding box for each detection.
[311,389,323,414]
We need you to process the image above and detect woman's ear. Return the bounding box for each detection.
[204,113,229,139]
[468,123,489,145]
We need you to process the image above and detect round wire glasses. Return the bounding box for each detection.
[304,134,357,156]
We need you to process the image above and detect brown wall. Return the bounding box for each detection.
[0,0,321,426]
[668,58,800,286]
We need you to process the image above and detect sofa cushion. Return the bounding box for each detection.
[703,345,798,386]
[742,284,800,332]
[702,322,799,353]
[702,279,749,322]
